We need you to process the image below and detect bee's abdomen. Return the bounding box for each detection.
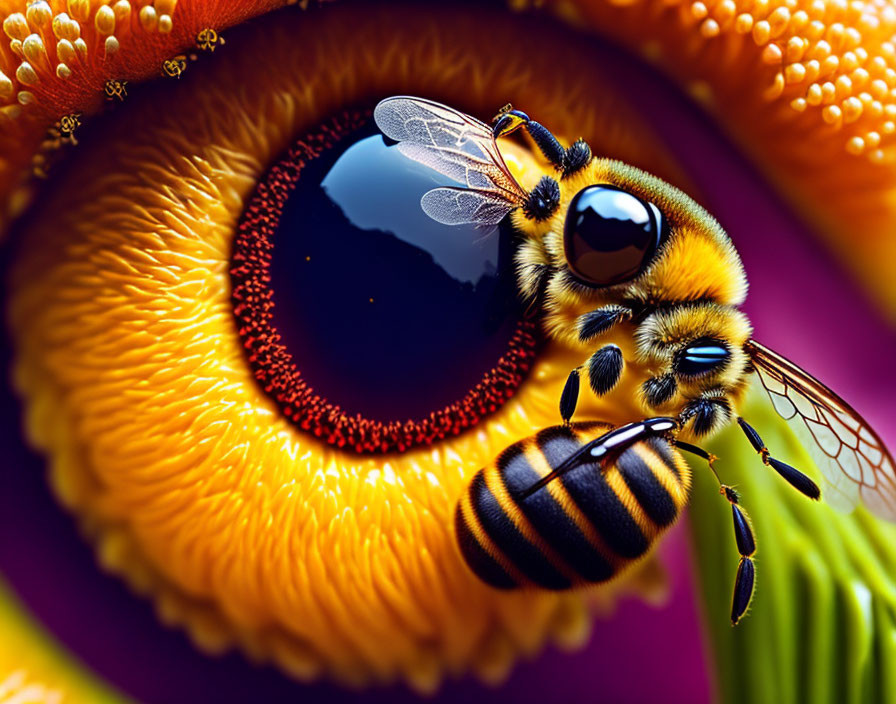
[455,423,690,590]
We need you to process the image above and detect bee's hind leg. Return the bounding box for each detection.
[673,440,757,625]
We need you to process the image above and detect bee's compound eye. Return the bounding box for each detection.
[562,185,663,287]
[676,338,731,377]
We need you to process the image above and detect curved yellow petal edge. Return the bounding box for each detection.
[0,578,125,704]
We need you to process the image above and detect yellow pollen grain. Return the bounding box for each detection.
[806,82,823,104]
[15,61,37,86]
[786,36,807,62]
[16,89,32,104]
[762,42,783,64]
[810,39,831,59]
[158,14,172,33]
[67,0,90,24]
[764,71,785,99]
[94,5,115,36]
[835,74,853,98]
[73,37,86,59]
[113,1,131,24]
[700,18,719,37]
[52,13,78,41]
[25,2,51,28]
[843,95,863,122]
[785,62,807,83]
[2,12,28,40]
[56,39,76,66]
[735,12,753,33]
[105,36,119,55]
[139,6,157,31]
[22,34,47,67]
[804,59,820,81]
[752,20,772,45]
[768,7,791,37]
[823,103,843,125]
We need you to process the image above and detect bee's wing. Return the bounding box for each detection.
[747,340,896,520]
[420,187,514,226]
[374,96,527,225]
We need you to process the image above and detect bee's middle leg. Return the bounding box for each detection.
[559,305,635,423]
[558,343,625,424]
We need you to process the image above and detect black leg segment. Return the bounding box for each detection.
[722,487,757,625]
[737,418,820,500]
[559,368,580,424]
[577,305,630,342]
[588,345,623,396]
[643,374,677,408]
[524,120,567,170]
[675,438,758,626]
[732,557,755,626]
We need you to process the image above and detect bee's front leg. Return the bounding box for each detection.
[575,305,632,343]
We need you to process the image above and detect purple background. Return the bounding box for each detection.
[1,11,894,704]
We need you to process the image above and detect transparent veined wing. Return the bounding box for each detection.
[420,188,516,226]
[746,339,896,521]
[373,96,527,225]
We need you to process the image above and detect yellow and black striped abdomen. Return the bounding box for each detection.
[455,421,691,590]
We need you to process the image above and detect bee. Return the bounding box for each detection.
[103,79,128,102]
[162,55,188,79]
[374,96,896,624]
[57,113,81,141]
[196,28,224,52]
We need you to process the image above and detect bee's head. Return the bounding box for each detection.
[514,159,748,313]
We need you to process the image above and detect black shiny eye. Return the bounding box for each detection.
[562,184,663,287]
[231,111,538,453]
[676,338,731,377]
